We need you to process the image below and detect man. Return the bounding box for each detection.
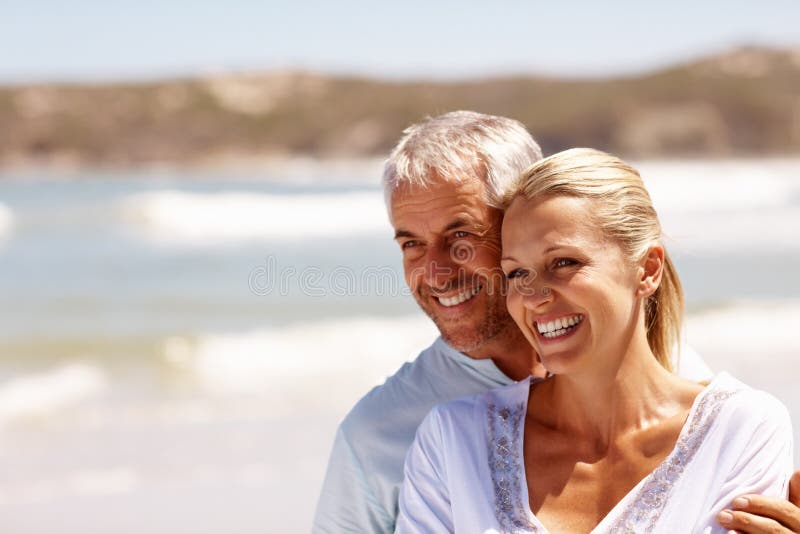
[312,111,800,533]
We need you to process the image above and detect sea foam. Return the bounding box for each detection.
[160,299,800,399]
[685,300,800,354]
[0,202,14,240]
[121,190,391,245]
[0,363,107,425]
[116,159,800,252]
[639,159,800,253]
[161,314,438,409]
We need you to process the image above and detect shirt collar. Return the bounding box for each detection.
[433,337,517,385]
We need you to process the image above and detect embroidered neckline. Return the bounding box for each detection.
[487,400,541,533]
[486,377,741,534]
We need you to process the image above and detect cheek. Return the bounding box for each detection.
[505,289,525,322]
[576,276,635,321]
[403,260,422,290]
[461,247,502,278]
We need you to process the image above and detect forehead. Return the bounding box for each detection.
[390,178,497,230]
[502,195,606,253]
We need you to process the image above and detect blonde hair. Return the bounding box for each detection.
[383,110,542,211]
[503,148,683,371]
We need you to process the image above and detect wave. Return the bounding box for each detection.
[0,202,14,239]
[659,205,800,253]
[639,159,800,214]
[637,159,800,253]
[161,314,439,402]
[120,190,392,245]
[157,301,800,400]
[685,300,800,353]
[0,363,107,425]
[1,300,796,421]
[114,159,800,251]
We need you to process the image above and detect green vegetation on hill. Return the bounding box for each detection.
[1,46,799,168]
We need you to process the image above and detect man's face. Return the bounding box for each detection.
[390,177,516,354]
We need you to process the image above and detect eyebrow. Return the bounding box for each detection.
[501,244,573,262]
[394,229,414,240]
[443,219,469,232]
[393,219,471,240]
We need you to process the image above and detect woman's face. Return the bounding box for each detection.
[501,195,644,375]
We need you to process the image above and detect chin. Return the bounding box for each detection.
[440,329,487,353]
[538,351,582,375]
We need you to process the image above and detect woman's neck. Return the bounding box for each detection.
[536,332,690,450]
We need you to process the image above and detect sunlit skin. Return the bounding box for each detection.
[390,177,541,381]
[501,195,703,534]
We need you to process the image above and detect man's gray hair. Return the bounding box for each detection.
[383,110,543,211]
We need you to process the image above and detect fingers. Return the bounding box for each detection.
[789,471,800,507]
[717,509,793,533]
[731,495,800,532]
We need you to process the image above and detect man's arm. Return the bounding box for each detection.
[312,426,394,534]
[717,470,800,533]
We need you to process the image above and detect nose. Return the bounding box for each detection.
[517,280,554,311]
[421,244,459,291]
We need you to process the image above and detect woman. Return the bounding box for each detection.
[396,148,793,533]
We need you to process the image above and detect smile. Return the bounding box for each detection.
[536,314,583,339]
[437,286,481,307]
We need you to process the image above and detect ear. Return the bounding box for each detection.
[637,244,664,298]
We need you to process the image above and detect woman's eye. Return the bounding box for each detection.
[505,268,525,280]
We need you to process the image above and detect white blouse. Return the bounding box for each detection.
[397,373,793,534]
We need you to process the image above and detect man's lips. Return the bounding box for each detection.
[434,285,482,307]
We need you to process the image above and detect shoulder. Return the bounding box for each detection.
[673,342,713,382]
[336,339,453,454]
[342,343,435,425]
[709,373,792,434]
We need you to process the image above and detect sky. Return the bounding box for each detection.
[2,0,799,83]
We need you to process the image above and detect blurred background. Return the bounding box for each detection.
[1,1,799,532]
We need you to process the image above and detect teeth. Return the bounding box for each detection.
[536,315,583,336]
[438,286,481,307]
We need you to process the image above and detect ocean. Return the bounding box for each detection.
[0,158,799,533]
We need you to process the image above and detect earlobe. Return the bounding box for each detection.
[638,245,665,298]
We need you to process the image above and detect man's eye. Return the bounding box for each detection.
[401,240,420,250]
[553,258,578,268]
[452,231,470,239]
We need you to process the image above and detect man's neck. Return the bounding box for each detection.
[463,326,541,381]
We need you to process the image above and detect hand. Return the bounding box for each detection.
[717,471,800,533]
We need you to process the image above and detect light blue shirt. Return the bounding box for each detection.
[312,337,514,533]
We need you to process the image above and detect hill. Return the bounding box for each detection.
[1,46,799,168]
